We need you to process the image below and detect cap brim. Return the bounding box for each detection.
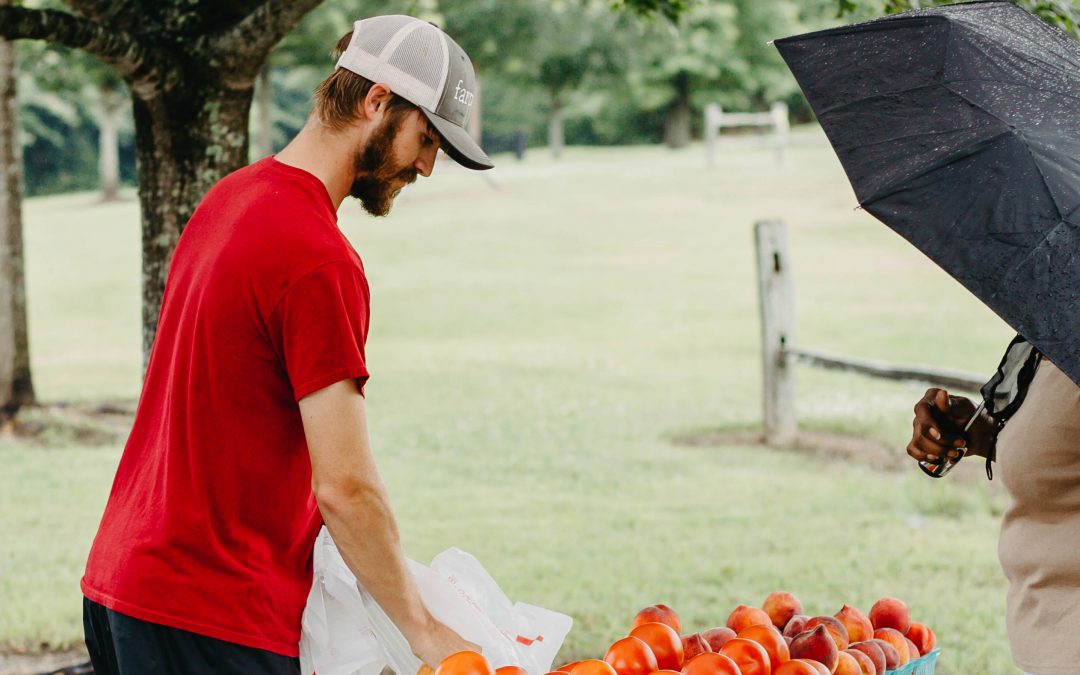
[420,108,494,171]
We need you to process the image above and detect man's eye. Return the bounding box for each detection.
[422,134,434,147]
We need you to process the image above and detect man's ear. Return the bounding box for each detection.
[360,83,395,120]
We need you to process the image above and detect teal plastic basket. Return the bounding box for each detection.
[885,648,940,675]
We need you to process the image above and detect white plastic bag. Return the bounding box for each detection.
[300,528,573,675]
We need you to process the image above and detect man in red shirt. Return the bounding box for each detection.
[80,15,492,674]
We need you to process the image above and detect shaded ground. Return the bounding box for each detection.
[0,649,91,675]
[674,427,904,469]
[1,402,135,448]
[671,426,997,484]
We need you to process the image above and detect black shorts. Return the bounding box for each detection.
[82,597,300,675]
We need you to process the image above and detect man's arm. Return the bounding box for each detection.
[299,378,476,667]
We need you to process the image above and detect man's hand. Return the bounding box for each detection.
[405,616,480,669]
[907,388,993,463]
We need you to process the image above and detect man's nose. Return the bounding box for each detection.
[415,145,438,177]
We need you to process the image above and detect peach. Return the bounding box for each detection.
[868,639,901,670]
[843,649,877,675]
[773,662,820,675]
[782,615,810,639]
[834,605,873,644]
[635,605,682,635]
[905,637,920,661]
[700,627,736,652]
[873,628,909,665]
[805,661,830,675]
[726,605,773,634]
[905,622,936,656]
[806,615,849,651]
[868,598,910,634]
[847,642,885,674]
[763,591,804,629]
[789,625,838,673]
[681,633,712,661]
[834,652,862,675]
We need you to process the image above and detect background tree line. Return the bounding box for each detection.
[15,0,840,197]
[1,0,1076,425]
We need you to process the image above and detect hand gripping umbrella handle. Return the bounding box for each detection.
[918,400,986,478]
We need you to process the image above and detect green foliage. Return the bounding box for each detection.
[611,0,697,22]
[17,42,136,196]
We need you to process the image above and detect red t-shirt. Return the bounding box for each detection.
[82,157,370,656]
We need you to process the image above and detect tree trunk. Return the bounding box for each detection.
[0,14,35,424]
[133,85,252,367]
[548,96,564,160]
[255,61,272,159]
[663,71,692,149]
[98,82,123,201]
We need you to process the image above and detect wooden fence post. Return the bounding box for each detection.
[755,220,797,445]
[704,103,721,169]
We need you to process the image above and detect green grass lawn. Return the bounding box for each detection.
[1,129,1020,672]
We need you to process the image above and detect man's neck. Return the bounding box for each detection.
[275,120,366,210]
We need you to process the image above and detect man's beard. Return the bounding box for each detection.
[349,113,419,217]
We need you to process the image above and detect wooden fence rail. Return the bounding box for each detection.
[754,219,985,445]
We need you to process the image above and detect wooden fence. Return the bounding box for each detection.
[754,219,985,445]
[705,102,789,169]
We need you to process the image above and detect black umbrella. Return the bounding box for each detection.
[774,1,1080,387]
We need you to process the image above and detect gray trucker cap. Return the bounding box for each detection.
[335,15,493,171]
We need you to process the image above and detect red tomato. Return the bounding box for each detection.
[606,636,660,675]
[496,667,529,675]
[436,651,495,675]
[572,660,619,675]
[737,624,789,670]
[719,638,772,675]
[631,621,686,670]
[679,652,742,675]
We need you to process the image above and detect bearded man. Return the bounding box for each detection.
[79,15,491,674]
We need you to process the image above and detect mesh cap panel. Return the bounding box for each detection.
[353,14,413,57]
[387,26,445,89]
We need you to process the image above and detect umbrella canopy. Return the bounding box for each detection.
[774,1,1080,386]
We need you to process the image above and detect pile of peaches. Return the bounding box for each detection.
[551,594,937,675]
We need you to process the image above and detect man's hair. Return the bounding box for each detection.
[312,31,418,130]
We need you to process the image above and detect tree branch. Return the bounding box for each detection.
[0,5,172,97]
[60,0,130,27]
[209,0,325,85]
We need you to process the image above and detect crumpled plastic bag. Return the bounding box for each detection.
[300,528,573,675]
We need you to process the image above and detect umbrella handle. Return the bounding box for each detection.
[918,400,986,478]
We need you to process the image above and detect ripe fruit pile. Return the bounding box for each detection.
[549,595,937,675]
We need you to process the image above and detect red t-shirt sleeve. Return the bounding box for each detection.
[270,260,371,401]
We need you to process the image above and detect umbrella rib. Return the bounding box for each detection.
[858,128,1014,207]
[943,83,1070,222]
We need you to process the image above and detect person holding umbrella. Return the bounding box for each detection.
[775,2,1080,673]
